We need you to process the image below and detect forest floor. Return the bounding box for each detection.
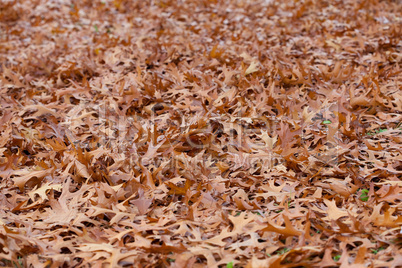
[0,0,401,267]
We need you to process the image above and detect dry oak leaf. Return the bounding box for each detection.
[316,177,358,197]
[78,243,137,268]
[27,182,63,201]
[74,160,91,179]
[261,214,302,237]
[312,199,349,221]
[205,213,261,247]
[12,168,55,191]
[245,61,260,75]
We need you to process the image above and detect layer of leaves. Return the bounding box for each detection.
[0,0,401,267]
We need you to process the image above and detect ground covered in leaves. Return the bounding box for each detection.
[0,0,402,267]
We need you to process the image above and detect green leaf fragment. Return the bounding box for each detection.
[359,189,369,202]
[277,248,290,255]
[372,246,385,254]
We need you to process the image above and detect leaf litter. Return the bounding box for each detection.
[0,0,401,267]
